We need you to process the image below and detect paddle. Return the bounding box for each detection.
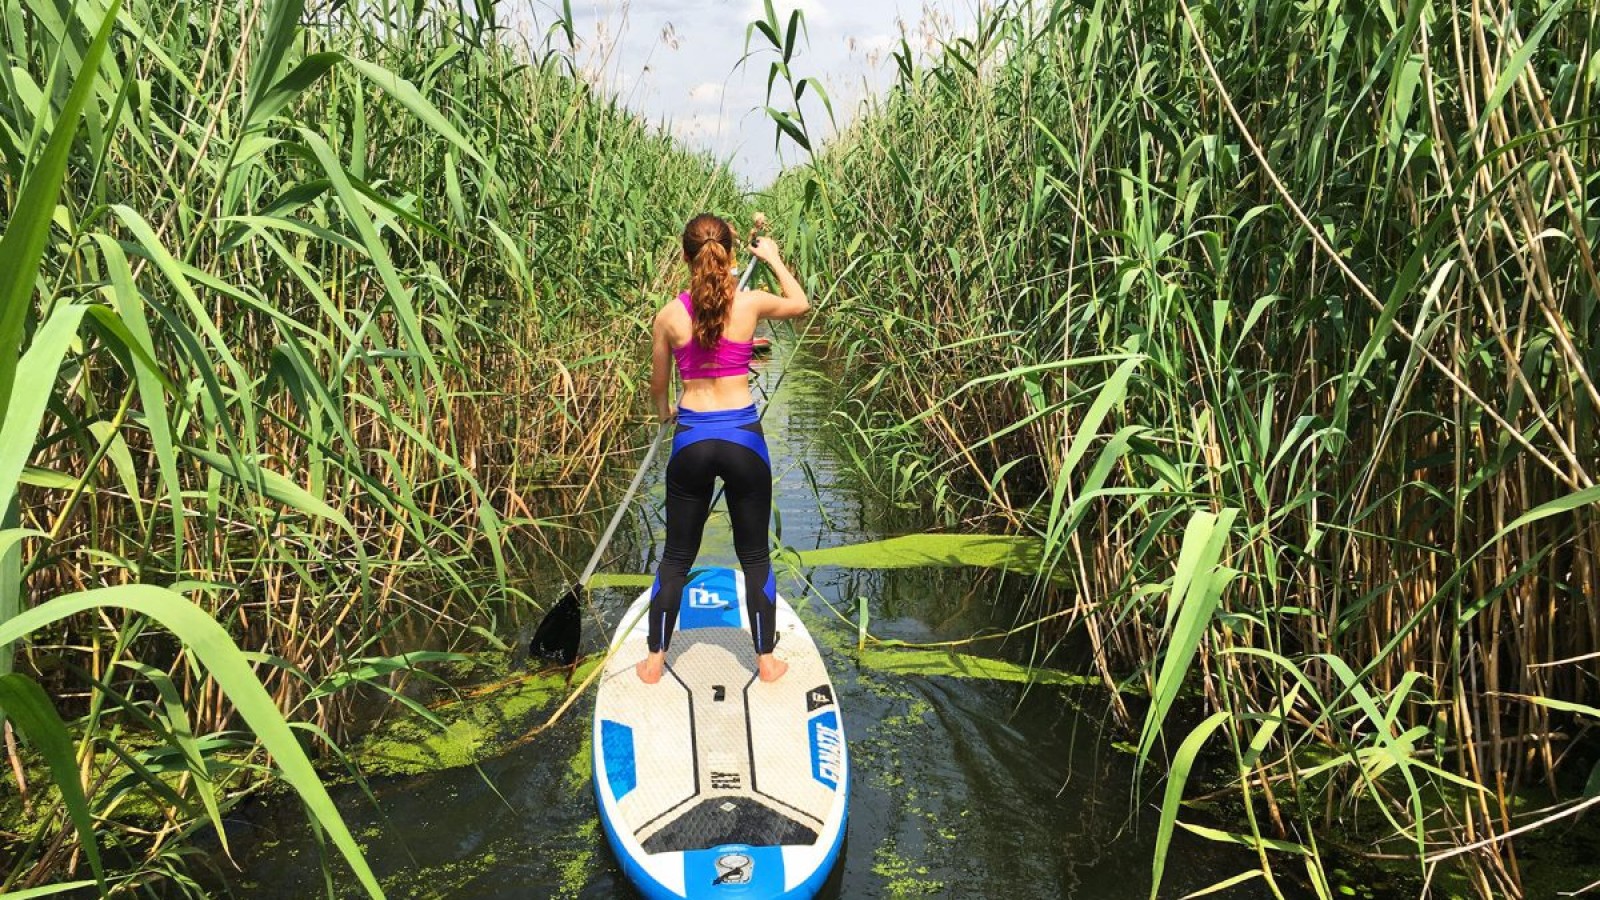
[526,423,666,666]
[525,223,769,667]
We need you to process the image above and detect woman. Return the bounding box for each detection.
[636,213,810,685]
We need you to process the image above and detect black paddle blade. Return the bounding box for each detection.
[530,584,583,666]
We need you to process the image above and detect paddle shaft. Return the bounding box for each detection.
[574,256,764,587]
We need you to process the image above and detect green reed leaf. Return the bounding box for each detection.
[0,0,120,422]
[0,585,385,897]
[1151,710,1230,900]
[0,673,104,890]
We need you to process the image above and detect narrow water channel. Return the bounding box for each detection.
[199,329,1296,898]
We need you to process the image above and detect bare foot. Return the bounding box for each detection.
[757,654,788,683]
[636,652,665,684]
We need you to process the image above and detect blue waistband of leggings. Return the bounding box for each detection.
[676,404,760,428]
[671,404,769,466]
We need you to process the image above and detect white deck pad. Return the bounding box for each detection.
[593,567,849,899]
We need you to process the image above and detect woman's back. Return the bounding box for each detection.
[656,282,807,413]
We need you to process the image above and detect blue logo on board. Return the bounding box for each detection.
[808,711,843,790]
[678,568,743,631]
[687,586,725,609]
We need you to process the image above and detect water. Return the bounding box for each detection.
[195,331,1297,898]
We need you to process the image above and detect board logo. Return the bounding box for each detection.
[806,684,834,712]
[809,711,843,790]
[687,587,724,609]
[713,852,753,885]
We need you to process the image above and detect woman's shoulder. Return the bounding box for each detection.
[734,288,780,314]
[656,291,691,317]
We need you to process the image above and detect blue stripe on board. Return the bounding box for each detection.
[601,719,637,800]
[677,567,743,631]
[594,726,685,899]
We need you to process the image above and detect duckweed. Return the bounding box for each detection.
[352,658,601,778]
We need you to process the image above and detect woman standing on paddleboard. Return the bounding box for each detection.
[636,213,810,685]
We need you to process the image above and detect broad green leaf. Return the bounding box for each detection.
[1138,509,1238,764]
[0,0,120,422]
[1176,869,1264,899]
[248,51,340,130]
[0,673,104,890]
[118,660,229,853]
[1506,693,1600,720]
[94,235,184,556]
[345,56,486,165]
[1481,0,1573,130]
[1486,485,1600,547]
[1176,821,1311,855]
[87,419,143,527]
[186,445,361,546]
[298,130,443,390]
[0,881,98,899]
[0,304,88,517]
[766,107,810,151]
[244,0,309,120]
[0,585,384,898]
[1151,710,1231,899]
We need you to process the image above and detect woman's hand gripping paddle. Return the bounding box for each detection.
[525,217,770,670]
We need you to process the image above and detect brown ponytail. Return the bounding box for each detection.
[682,213,736,350]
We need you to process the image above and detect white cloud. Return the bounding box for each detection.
[853,32,895,53]
[688,81,724,104]
[671,113,734,141]
[845,31,896,66]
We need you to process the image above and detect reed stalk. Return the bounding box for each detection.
[0,0,742,892]
[777,0,1600,894]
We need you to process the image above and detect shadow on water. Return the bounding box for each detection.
[189,332,1307,898]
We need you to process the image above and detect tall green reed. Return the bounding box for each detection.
[775,0,1600,895]
[1,0,741,892]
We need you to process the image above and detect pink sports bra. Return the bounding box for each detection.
[672,291,753,380]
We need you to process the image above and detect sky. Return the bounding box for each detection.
[506,1,985,187]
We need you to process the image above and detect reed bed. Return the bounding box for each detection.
[775,0,1599,895]
[0,0,740,894]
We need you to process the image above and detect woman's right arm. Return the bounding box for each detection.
[650,308,675,421]
[749,238,810,319]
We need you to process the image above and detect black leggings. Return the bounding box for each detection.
[647,424,776,655]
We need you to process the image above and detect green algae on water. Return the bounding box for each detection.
[857,647,1095,687]
[554,819,600,899]
[587,573,655,590]
[789,533,1046,575]
[373,847,505,899]
[352,658,600,778]
[563,730,593,796]
[872,836,946,896]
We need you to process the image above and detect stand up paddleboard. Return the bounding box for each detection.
[593,567,849,899]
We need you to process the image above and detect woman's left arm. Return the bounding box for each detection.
[650,310,675,421]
